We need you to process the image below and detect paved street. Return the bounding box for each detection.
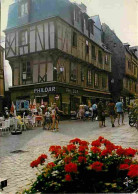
[0,116,138,194]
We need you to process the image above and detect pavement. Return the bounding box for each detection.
[0,116,138,194]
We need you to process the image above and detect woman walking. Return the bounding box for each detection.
[97,100,106,127]
[108,100,116,127]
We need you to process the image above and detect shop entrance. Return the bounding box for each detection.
[36,96,49,106]
[70,96,81,112]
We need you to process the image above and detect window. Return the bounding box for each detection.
[81,66,85,81]
[86,40,89,54]
[19,1,28,17]
[72,32,77,47]
[94,73,99,87]
[102,75,106,88]
[22,62,31,80]
[74,8,80,23]
[84,18,88,30]
[98,50,103,64]
[128,61,131,70]
[20,30,28,46]
[91,45,96,59]
[90,22,94,35]
[70,62,77,81]
[105,55,108,64]
[88,69,92,85]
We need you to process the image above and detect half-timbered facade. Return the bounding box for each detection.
[5,0,111,114]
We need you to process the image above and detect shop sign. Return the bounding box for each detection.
[66,88,79,94]
[34,87,56,93]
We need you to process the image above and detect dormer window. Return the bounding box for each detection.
[90,22,94,35]
[19,0,28,17]
[84,18,88,30]
[19,30,28,46]
[74,7,80,23]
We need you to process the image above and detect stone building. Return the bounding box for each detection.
[5,0,111,114]
[102,23,138,104]
[0,45,5,112]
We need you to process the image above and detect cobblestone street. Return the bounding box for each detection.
[0,116,138,194]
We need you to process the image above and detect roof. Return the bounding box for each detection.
[91,15,102,30]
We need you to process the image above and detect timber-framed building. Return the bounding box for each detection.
[5,0,111,114]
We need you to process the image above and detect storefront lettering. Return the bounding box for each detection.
[34,87,56,93]
[66,88,79,94]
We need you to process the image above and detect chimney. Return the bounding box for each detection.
[79,3,87,13]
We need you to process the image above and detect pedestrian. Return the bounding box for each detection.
[92,102,97,121]
[51,106,56,131]
[115,99,125,126]
[53,103,63,130]
[97,100,105,127]
[108,100,116,127]
[44,108,51,130]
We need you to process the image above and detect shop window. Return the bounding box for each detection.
[86,40,89,54]
[98,50,103,64]
[94,73,99,87]
[22,62,31,80]
[87,69,92,85]
[81,66,85,81]
[72,32,77,47]
[91,45,96,59]
[19,30,28,46]
[70,62,77,81]
[19,0,28,17]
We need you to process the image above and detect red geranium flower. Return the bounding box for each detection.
[127,164,138,178]
[65,174,72,181]
[47,162,55,168]
[64,156,73,164]
[37,154,47,164]
[67,144,76,152]
[116,147,126,156]
[98,136,104,142]
[78,145,88,152]
[91,146,101,154]
[125,148,137,157]
[78,156,87,163]
[79,140,89,146]
[124,159,131,164]
[91,140,101,147]
[101,149,112,156]
[90,161,104,171]
[119,164,129,170]
[69,138,81,144]
[65,162,77,173]
[30,159,40,168]
[49,145,61,152]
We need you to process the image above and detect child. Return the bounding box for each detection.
[44,109,51,130]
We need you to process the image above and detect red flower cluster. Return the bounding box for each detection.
[91,140,101,147]
[79,140,89,146]
[91,146,101,154]
[49,145,61,153]
[64,156,73,164]
[101,149,112,156]
[30,154,47,168]
[98,136,104,142]
[67,144,76,152]
[116,147,126,156]
[65,174,72,181]
[70,138,81,144]
[119,164,129,170]
[90,161,104,171]
[125,148,137,157]
[124,159,131,164]
[65,162,77,173]
[78,145,88,152]
[127,164,138,178]
[47,162,56,168]
[78,156,87,163]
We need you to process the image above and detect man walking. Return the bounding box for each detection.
[92,102,97,121]
[115,99,124,126]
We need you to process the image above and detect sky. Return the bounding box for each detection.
[0,0,138,87]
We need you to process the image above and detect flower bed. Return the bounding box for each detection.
[24,137,138,193]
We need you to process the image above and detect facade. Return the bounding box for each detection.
[0,45,5,112]
[102,23,138,104]
[5,0,111,114]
